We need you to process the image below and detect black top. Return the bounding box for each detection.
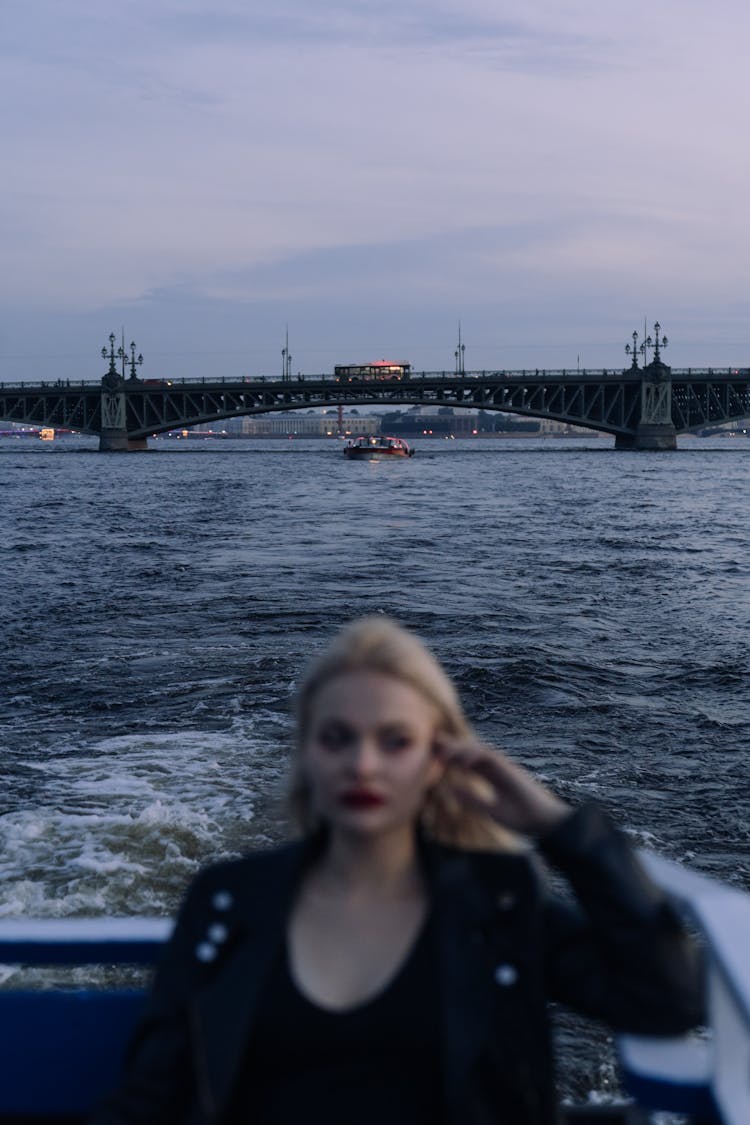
[230,916,444,1125]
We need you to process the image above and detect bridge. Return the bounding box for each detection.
[2,337,749,451]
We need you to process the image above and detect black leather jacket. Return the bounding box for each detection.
[91,804,703,1125]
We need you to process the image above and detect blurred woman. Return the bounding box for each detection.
[93,616,703,1125]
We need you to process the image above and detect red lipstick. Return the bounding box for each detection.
[338,789,385,809]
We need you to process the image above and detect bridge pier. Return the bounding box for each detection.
[99,430,148,452]
[99,379,148,451]
[615,424,677,451]
[617,356,676,450]
[633,422,677,450]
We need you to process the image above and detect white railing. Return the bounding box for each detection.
[618,852,750,1124]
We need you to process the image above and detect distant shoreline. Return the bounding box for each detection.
[2,430,748,442]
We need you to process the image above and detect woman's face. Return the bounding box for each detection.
[302,670,444,838]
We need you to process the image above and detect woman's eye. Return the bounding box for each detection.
[318,725,352,751]
[380,732,413,753]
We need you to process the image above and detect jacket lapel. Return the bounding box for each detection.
[425,843,535,1123]
[426,846,500,1118]
[189,843,306,1119]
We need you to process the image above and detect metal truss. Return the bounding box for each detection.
[0,387,102,432]
[671,376,750,431]
[476,376,641,436]
[122,374,645,439]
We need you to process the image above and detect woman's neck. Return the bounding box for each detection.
[313,827,424,900]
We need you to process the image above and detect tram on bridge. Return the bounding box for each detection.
[334,361,411,382]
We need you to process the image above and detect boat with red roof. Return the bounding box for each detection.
[343,435,414,460]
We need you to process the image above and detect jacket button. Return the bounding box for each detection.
[212,890,233,911]
[208,922,229,944]
[196,941,217,963]
[494,963,518,987]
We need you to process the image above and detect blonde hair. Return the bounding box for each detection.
[290,616,520,851]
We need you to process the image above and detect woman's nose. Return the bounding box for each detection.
[348,737,379,774]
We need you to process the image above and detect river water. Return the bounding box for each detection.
[2,433,749,1102]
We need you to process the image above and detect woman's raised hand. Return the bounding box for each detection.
[434,738,571,837]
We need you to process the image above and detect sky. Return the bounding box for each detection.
[2,0,749,382]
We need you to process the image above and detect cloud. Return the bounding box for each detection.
[149,0,600,62]
[1,0,749,379]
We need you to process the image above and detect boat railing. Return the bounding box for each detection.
[615,851,750,1125]
[1,857,748,1123]
[0,918,171,1120]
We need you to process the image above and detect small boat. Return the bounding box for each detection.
[343,435,415,460]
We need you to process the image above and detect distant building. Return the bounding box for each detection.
[380,408,488,436]
[241,414,380,436]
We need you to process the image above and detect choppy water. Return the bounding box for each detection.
[2,433,749,1100]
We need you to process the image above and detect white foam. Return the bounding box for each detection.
[0,719,290,918]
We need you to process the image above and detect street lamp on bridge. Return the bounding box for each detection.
[626,322,669,369]
[281,327,292,382]
[126,341,144,381]
[454,322,466,375]
[625,329,646,370]
[651,321,668,364]
[101,333,144,387]
[640,323,669,368]
[101,333,122,378]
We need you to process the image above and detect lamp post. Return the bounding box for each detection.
[281,327,292,382]
[652,321,668,364]
[454,322,465,375]
[127,341,144,380]
[625,330,644,370]
[102,333,143,382]
[101,333,119,377]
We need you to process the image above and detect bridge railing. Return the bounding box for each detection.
[0,371,611,388]
[0,380,104,390]
[0,368,747,391]
[0,370,626,389]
